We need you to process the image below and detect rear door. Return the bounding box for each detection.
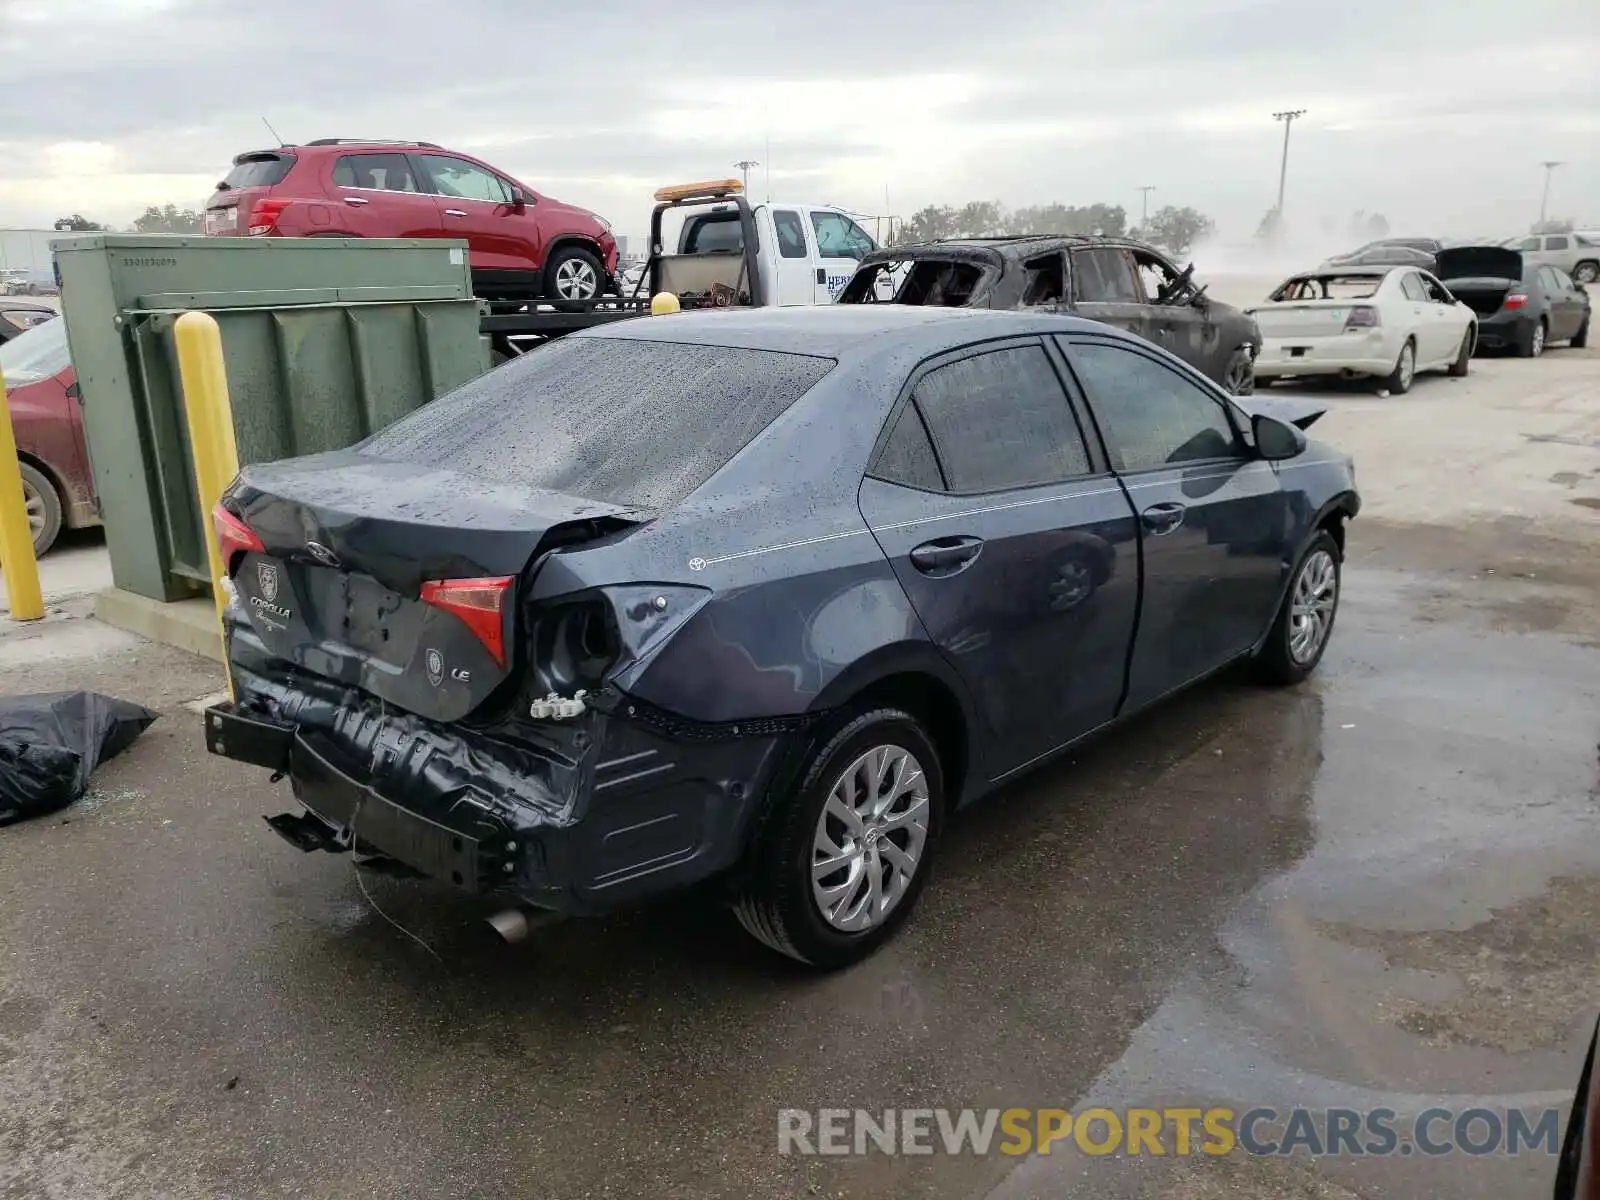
[858,338,1141,777]
[328,152,445,241]
[1059,334,1289,710]
[1541,267,1585,340]
[1070,247,1153,345]
[415,153,537,272]
[770,208,819,305]
[807,209,876,302]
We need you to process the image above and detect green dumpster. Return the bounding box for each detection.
[55,234,489,601]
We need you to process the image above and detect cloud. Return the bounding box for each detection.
[0,0,1595,239]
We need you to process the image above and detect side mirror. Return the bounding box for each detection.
[1253,413,1306,461]
[509,186,531,207]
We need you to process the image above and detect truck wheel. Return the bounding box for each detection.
[733,707,944,968]
[1574,261,1598,285]
[20,461,62,556]
[1255,529,1341,686]
[542,246,603,309]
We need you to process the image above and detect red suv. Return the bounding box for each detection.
[204,139,618,303]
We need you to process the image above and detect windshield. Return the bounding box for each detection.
[358,336,835,510]
[0,316,70,385]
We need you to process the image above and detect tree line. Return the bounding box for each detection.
[890,200,1218,256]
[53,205,204,235]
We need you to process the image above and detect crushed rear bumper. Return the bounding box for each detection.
[207,620,800,915]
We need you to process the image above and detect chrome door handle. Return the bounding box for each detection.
[1140,502,1186,535]
[343,196,368,206]
[444,209,467,218]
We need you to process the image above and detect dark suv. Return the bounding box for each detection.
[204,139,618,303]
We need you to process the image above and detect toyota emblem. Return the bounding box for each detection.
[256,562,279,602]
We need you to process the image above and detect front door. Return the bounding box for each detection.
[416,153,539,274]
[770,208,818,305]
[858,338,1141,777]
[1059,334,1290,710]
[1069,246,1154,347]
[328,152,444,240]
[806,209,875,302]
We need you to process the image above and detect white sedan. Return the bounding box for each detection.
[1248,266,1477,394]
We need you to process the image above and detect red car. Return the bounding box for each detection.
[204,139,618,303]
[0,317,98,555]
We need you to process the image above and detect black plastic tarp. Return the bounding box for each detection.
[0,692,158,825]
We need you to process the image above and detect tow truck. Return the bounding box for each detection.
[479,179,882,360]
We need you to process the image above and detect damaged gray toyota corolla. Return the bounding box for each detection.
[205,305,1359,968]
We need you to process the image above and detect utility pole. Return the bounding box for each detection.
[1538,161,1563,226]
[1272,109,1306,215]
[1136,185,1155,230]
[734,160,760,192]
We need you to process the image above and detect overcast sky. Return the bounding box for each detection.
[1,0,1595,245]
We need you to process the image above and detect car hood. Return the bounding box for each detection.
[1435,246,1522,282]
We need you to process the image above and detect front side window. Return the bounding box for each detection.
[773,210,810,259]
[1065,340,1241,472]
[418,154,511,203]
[1070,248,1139,303]
[1516,237,1541,251]
[913,345,1091,493]
[332,153,422,193]
[809,211,874,261]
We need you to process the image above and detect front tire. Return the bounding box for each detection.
[542,245,604,309]
[734,708,944,968]
[1447,326,1473,376]
[1256,530,1342,685]
[1572,315,1589,349]
[1574,261,1599,285]
[1383,339,1416,394]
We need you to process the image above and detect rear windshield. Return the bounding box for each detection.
[0,315,70,384]
[681,214,744,254]
[222,153,294,188]
[359,337,835,510]
[1273,276,1382,300]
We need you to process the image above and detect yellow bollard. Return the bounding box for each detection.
[650,291,681,316]
[173,311,241,687]
[0,362,45,621]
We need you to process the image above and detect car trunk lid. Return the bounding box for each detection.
[224,451,647,722]
[1252,300,1361,340]
[206,149,297,236]
[1435,246,1522,283]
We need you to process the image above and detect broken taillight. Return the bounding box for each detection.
[212,502,264,571]
[1343,305,1381,330]
[246,198,290,236]
[1503,293,1528,311]
[421,577,513,668]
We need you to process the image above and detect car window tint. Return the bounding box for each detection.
[871,405,944,491]
[1547,236,1570,251]
[360,339,834,510]
[809,211,874,261]
[1066,341,1241,472]
[1070,248,1139,303]
[773,210,810,259]
[419,154,510,203]
[223,154,294,188]
[333,153,421,193]
[913,345,1090,492]
[1400,273,1428,301]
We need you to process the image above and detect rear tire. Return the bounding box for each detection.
[1383,339,1416,394]
[1256,529,1342,686]
[733,707,944,968]
[20,460,62,556]
[1517,318,1546,358]
[1447,326,1473,376]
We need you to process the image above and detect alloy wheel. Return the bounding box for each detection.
[555,258,598,299]
[1288,549,1338,664]
[1224,353,1254,395]
[22,476,45,543]
[811,744,930,933]
[1397,343,1415,390]
[1531,322,1545,357]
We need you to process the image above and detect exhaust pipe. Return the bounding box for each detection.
[487,907,534,944]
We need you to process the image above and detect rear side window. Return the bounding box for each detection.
[1065,341,1240,472]
[870,406,944,491]
[359,338,834,510]
[913,345,1090,493]
[773,210,810,259]
[1071,248,1139,303]
[1400,273,1428,302]
[222,154,294,188]
[333,153,422,193]
[1546,236,1570,251]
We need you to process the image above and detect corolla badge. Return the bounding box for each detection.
[425,648,444,687]
[256,562,279,603]
[305,541,340,568]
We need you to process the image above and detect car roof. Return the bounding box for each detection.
[891,234,1165,260]
[577,304,1118,358]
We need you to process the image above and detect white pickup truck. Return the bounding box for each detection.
[674,198,882,304]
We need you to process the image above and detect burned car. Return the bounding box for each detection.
[205,306,1357,968]
[836,236,1262,395]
